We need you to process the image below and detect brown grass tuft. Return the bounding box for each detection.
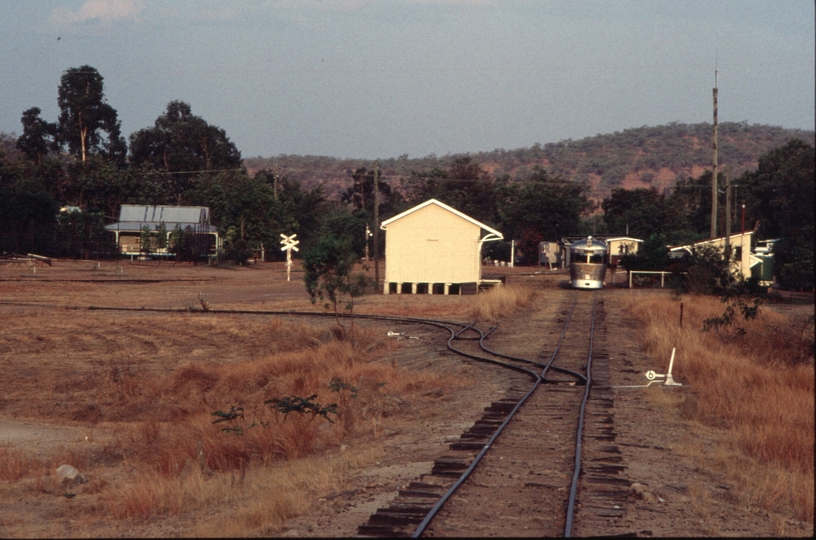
[470,284,534,321]
[0,447,41,482]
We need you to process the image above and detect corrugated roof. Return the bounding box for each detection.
[105,222,218,233]
[106,205,216,233]
[118,205,209,224]
[668,230,754,251]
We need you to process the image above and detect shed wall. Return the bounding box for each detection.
[385,204,482,284]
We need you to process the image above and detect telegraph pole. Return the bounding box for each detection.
[373,163,380,291]
[711,67,719,239]
[724,164,731,255]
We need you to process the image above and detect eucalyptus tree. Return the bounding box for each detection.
[57,66,126,164]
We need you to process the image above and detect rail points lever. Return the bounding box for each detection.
[644,347,682,386]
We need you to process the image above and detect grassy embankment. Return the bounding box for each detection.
[627,294,814,524]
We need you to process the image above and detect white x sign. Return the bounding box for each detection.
[280,234,299,281]
[280,233,299,251]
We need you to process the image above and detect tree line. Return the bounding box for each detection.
[0,65,812,290]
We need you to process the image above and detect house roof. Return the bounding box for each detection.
[381,199,503,241]
[117,205,209,224]
[105,205,218,234]
[668,230,754,252]
[604,236,644,243]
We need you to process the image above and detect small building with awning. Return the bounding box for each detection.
[105,205,220,258]
[668,230,769,282]
[380,199,503,295]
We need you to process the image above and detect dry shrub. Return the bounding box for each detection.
[470,283,534,321]
[626,294,814,522]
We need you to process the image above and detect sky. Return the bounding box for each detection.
[1,0,813,160]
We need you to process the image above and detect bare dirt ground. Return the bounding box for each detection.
[0,259,812,537]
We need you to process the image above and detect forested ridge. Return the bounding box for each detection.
[244,122,814,202]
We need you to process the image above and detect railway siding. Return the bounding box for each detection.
[358,293,618,537]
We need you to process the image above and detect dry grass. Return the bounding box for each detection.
[0,445,92,485]
[91,325,451,522]
[0,260,512,535]
[186,448,379,537]
[0,300,459,531]
[626,293,814,522]
[470,283,535,321]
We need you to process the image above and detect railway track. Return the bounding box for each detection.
[356,292,625,537]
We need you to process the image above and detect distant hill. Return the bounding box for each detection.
[243,122,814,203]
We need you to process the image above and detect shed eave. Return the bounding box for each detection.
[381,199,503,239]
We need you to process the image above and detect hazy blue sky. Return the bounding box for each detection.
[2,0,813,159]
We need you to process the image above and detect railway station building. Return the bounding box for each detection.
[380,199,503,295]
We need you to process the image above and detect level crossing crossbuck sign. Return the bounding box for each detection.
[280,234,299,282]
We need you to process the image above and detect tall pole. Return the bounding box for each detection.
[724,164,731,255]
[711,68,719,239]
[373,163,380,290]
[364,225,370,261]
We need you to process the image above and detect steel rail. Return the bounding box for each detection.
[478,326,587,384]
[409,296,580,538]
[564,292,598,537]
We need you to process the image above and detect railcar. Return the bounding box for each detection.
[569,236,608,289]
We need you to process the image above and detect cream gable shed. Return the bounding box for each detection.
[380,199,503,294]
[669,231,756,278]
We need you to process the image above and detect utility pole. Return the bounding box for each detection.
[711,67,719,239]
[373,163,380,291]
[724,164,731,256]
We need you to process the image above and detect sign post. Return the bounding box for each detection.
[280,233,299,282]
